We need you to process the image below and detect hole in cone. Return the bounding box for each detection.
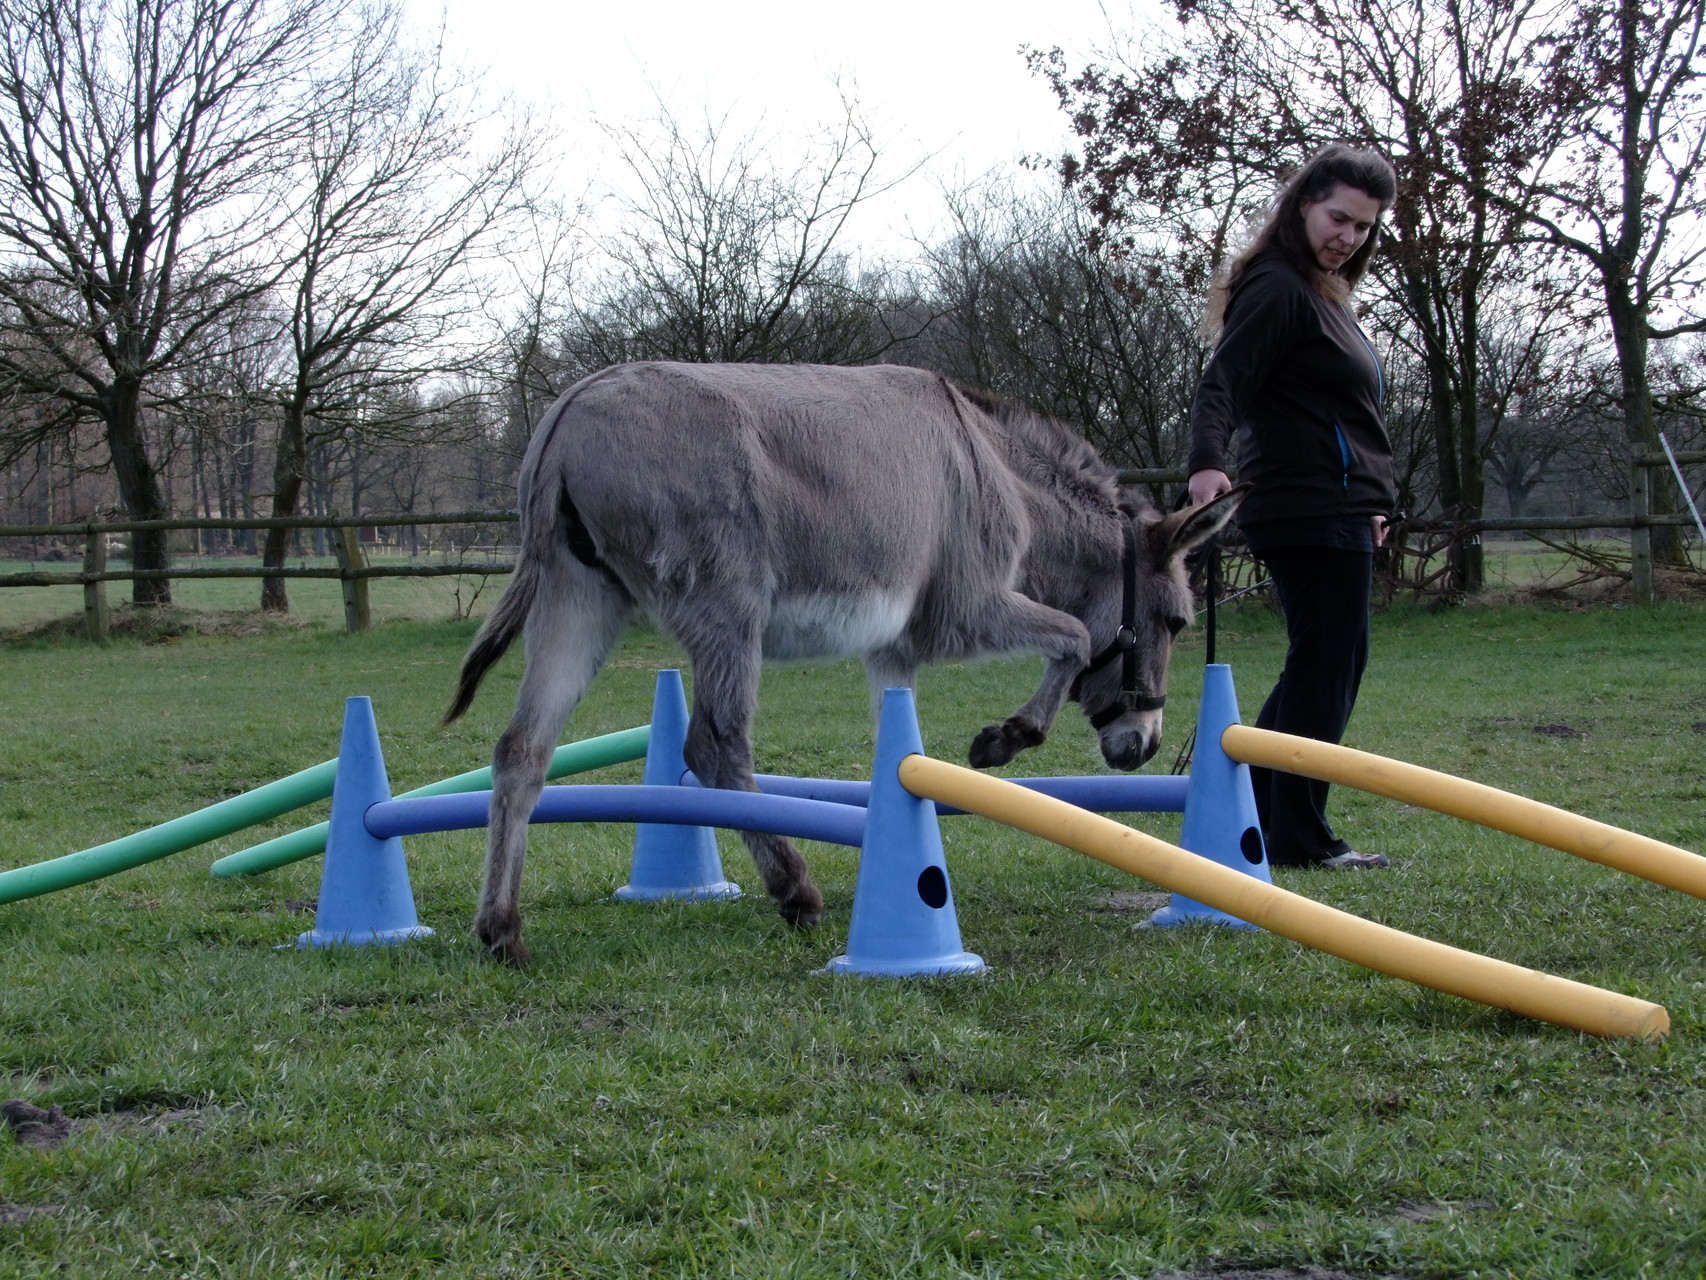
[1240,827,1265,865]
[916,865,948,909]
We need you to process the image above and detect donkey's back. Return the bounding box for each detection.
[529,361,1028,652]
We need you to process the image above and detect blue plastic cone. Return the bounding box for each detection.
[825,688,985,976]
[1146,663,1270,929]
[615,669,741,902]
[298,696,434,948]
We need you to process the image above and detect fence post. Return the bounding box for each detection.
[82,528,109,641]
[333,525,371,634]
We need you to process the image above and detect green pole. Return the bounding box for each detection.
[209,725,651,879]
[0,760,339,906]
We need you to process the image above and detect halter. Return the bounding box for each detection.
[1074,520,1167,730]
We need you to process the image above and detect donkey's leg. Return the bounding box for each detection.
[964,592,1091,769]
[680,633,824,928]
[479,566,633,965]
[863,649,919,723]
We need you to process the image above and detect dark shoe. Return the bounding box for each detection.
[1319,850,1389,870]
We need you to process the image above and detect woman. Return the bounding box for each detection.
[1186,144,1399,870]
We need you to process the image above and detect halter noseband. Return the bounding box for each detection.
[1074,519,1167,731]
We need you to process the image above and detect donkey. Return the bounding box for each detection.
[445,362,1243,965]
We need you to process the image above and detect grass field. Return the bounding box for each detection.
[2,598,1705,1278]
[0,554,509,633]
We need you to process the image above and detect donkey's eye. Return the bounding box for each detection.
[1166,615,1188,636]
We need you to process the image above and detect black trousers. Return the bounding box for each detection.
[1251,545,1373,864]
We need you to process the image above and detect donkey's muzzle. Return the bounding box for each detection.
[1098,711,1162,771]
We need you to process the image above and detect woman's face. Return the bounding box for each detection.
[1300,183,1383,273]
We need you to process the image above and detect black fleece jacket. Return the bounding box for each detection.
[1187,249,1396,527]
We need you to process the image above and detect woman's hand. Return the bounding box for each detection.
[1188,469,1233,506]
[1371,514,1389,547]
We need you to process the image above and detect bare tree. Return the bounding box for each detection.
[256,6,535,611]
[485,199,591,480]
[1040,33,1310,301]
[1037,0,1575,591]
[1505,0,1706,598]
[0,0,354,603]
[909,178,1203,472]
[565,100,915,369]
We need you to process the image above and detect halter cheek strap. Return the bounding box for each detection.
[1074,520,1167,730]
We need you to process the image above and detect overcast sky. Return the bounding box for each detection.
[403,0,1158,251]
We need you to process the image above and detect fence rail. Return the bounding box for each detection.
[0,563,514,588]
[0,511,520,639]
[0,510,516,537]
[1,497,1698,641]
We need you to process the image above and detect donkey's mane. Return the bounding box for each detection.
[952,381,1130,517]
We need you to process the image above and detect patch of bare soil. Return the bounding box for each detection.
[1393,1199,1496,1223]
[0,1204,63,1225]
[1090,889,1172,913]
[0,1100,74,1149]
[2,1098,212,1151]
[4,604,307,645]
[1475,561,1706,609]
[100,1108,209,1139]
[1151,1203,1494,1278]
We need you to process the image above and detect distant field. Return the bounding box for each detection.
[0,553,505,632]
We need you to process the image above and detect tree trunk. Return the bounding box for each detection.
[235,414,258,555]
[104,379,172,606]
[262,404,309,612]
[1417,309,1484,595]
[1452,394,1487,595]
[1605,282,1663,602]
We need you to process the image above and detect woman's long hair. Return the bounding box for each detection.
[1207,145,1397,331]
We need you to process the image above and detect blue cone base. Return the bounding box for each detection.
[301,697,432,948]
[613,880,742,903]
[618,670,741,903]
[1143,898,1259,930]
[830,688,983,979]
[297,924,436,948]
[821,949,986,978]
[1148,663,1268,931]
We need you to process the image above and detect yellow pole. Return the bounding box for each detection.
[898,754,1667,1042]
[1222,725,1706,901]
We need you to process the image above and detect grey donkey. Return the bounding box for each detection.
[445,362,1244,965]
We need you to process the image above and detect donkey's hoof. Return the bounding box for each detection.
[476,914,531,968]
[778,883,825,929]
[969,719,1045,769]
[969,723,1015,768]
[491,937,531,968]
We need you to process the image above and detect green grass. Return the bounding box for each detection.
[2,603,1706,1277]
[0,554,504,632]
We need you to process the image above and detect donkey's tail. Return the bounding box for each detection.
[441,562,536,724]
[442,476,564,725]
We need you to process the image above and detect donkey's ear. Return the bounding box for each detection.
[1150,483,1249,561]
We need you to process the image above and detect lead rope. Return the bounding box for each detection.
[1206,536,1219,667]
[1169,532,1221,775]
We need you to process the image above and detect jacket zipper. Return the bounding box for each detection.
[1346,306,1385,407]
[1341,307,1382,495]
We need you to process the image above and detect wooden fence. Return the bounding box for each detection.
[0,511,518,639]
[2,478,1699,639]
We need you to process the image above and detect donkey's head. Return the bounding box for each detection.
[1071,487,1246,770]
